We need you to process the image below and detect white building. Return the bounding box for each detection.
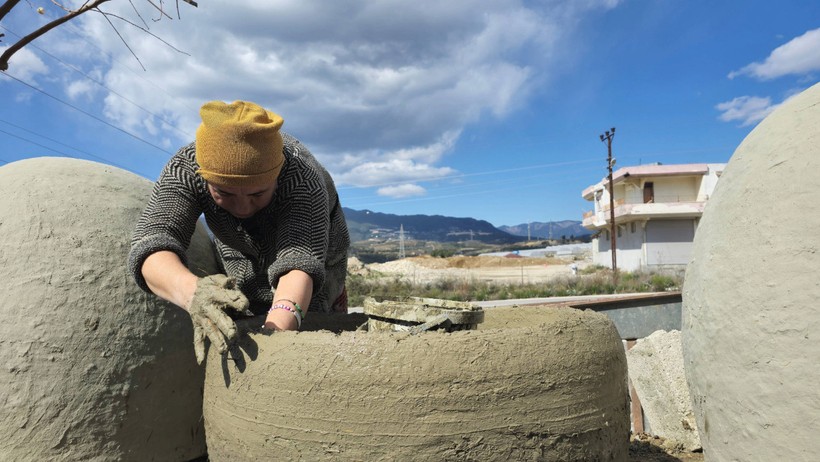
[581,163,725,272]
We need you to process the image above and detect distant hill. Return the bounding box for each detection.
[498,220,591,240]
[343,208,519,244]
[343,208,590,244]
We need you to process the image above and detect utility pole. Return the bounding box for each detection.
[600,127,618,282]
[398,224,406,259]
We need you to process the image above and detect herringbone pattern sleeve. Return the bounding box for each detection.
[128,144,205,292]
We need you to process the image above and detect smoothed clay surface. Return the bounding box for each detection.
[683,82,820,460]
[204,306,629,461]
[0,157,217,461]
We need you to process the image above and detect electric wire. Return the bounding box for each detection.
[0,25,190,139]
[340,164,595,204]
[0,118,133,171]
[342,169,593,210]
[62,21,199,114]
[0,70,172,155]
[335,157,601,191]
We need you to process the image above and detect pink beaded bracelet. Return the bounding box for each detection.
[268,303,302,329]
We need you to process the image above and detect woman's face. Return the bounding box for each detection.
[207,182,277,219]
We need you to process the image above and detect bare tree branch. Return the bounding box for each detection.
[0,1,24,23]
[0,0,197,71]
[0,0,112,71]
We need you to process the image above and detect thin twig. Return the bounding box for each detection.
[97,6,145,70]
[100,9,191,55]
[128,0,149,29]
[144,0,172,22]
[49,0,74,14]
[0,0,111,71]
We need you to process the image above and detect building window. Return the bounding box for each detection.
[617,226,622,238]
[605,230,610,241]
[644,181,655,203]
[631,222,636,233]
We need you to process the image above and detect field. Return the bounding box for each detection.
[347,253,683,307]
[364,254,579,284]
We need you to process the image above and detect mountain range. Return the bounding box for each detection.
[343,208,590,244]
[498,220,591,240]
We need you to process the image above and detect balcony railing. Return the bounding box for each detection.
[582,200,706,228]
[600,198,625,212]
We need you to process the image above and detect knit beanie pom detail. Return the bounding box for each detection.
[195,100,285,187]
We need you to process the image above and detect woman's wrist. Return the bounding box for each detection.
[263,305,299,331]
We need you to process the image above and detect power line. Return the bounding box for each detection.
[1,71,172,155]
[0,25,191,139]
[0,127,138,172]
[335,157,601,191]
[343,174,587,209]
[340,164,594,204]
[0,118,133,171]
[62,21,199,114]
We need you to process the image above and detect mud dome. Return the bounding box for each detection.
[0,158,217,460]
[204,306,629,461]
[683,81,820,460]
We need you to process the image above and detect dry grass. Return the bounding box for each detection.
[347,265,682,307]
[406,255,564,269]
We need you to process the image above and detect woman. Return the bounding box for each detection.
[128,100,349,364]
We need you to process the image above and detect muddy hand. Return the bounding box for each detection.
[189,274,250,365]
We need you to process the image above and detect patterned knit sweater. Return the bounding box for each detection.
[128,133,350,314]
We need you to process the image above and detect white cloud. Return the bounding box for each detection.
[66,79,94,100]
[339,157,456,187]
[715,96,778,126]
[729,28,820,80]
[11,0,619,187]
[0,46,48,81]
[377,183,427,198]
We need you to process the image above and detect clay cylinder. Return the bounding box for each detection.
[0,158,217,460]
[683,82,820,460]
[204,306,629,461]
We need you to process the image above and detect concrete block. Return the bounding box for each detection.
[626,329,700,451]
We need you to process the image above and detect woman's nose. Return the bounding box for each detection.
[235,199,254,216]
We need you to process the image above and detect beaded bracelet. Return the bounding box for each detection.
[268,304,302,329]
[274,298,305,320]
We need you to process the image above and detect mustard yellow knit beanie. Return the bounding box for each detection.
[195,100,285,187]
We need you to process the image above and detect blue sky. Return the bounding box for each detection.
[2,1,819,227]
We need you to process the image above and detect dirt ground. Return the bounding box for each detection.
[629,433,704,461]
[357,254,589,284]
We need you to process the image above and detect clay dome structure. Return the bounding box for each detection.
[203,305,630,461]
[0,158,217,460]
[683,81,820,459]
